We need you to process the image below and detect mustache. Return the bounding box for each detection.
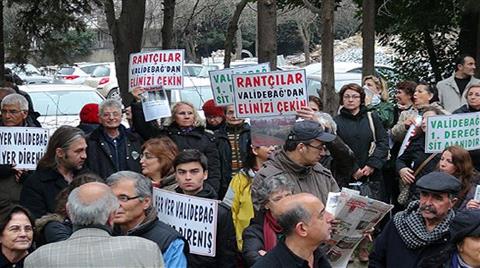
[419,204,437,214]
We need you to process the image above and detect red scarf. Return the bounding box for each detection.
[263,210,282,251]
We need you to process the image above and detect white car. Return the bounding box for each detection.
[307,72,363,96]
[54,63,109,84]
[5,63,53,84]
[19,84,106,133]
[83,62,119,99]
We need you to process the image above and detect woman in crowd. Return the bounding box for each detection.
[0,205,34,268]
[436,146,479,210]
[363,75,395,129]
[131,87,222,195]
[308,95,322,112]
[396,106,445,205]
[223,139,275,251]
[242,175,295,267]
[453,84,480,170]
[393,81,416,122]
[140,137,179,191]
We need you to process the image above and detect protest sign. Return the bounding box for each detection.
[141,88,171,121]
[232,69,308,118]
[0,127,49,170]
[209,63,270,106]
[129,49,184,91]
[153,188,218,257]
[425,112,480,153]
[250,116,296,146]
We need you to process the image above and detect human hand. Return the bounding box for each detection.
[353,169,364,180]
[131,86,145,101]
[404,117,417,129]
[258,250,267,256]
[399,167,415,184]
[296,106,319,122]
[466,199,480,210]
[13,167,26,183]
[361,165,375,177]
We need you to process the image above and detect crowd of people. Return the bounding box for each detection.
[1,54,480,268]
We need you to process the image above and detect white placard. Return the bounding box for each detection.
[141,89,171,121]
[129,49,184,91]
[232,69,308,118]
[153,188,218,257]
[0,127,49,170]
[209,63,270,106]
[474,185,480,201]
[425,112,480,153]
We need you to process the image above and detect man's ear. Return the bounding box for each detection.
[56,147,64,158]
[107,211,116,227]
[202,171,208,181]
[142,197,152,210]
[295,222,308,238]
[450,197,458,208]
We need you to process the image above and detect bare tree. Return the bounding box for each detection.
[257,0,277,70]
[162,0,176,49]
[362,0,375,77]
[224,0,249,68]
[320,0,337,115]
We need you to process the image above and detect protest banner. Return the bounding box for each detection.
[209,63,270,106]
[141,88,171,121]
[0,127,49,170]
[153,188,218,257]
[129,49,184,91]
[250,115,296,146]
[425,112,480,153]
[232,69,308,118]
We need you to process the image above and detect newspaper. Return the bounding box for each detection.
[325,188,393,268]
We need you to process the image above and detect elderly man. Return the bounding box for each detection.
[437,54,480,112]
[256,120,339,204]
[24,182,164,267]
[369,171,461,268]
[106,171,189,268]
[20,126,87,219]
[252,193,333,268]
[86,99,142,178]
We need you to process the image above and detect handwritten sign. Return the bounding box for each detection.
[153,188,218,257]
[209,63,270,106]
[232,69,308,118]
[129,49,184,91]
[0,127,49,170]
[425,112,480,153]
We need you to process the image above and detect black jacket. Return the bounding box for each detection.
[77,122,99,135]
[207,122,233,199]
[85,125,142,179]
[131,102,222,194]
[453,105,480,171]
[242,212,266,267]
[323,136,358,188]
[176,184,237,268]
[396,132,440,180]
[334,106,389,185]
[226,122,250,172]
[20,168,70,219]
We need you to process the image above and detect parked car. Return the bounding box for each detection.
[306,72,363,97]
[54,63,109,84]
[19,84,106,133]
[83,62,119,99]
[5,63,53,84]
[184,63,203,77]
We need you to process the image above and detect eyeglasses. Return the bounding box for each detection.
[101,112,122,118]
[117,194,143,202]
[1,109,24,115]
[140,153,158,160]
[305,143,326,151]
[343,95,361,100]
[7,225,34,234]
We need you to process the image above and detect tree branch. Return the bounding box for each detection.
[302,0,320,14]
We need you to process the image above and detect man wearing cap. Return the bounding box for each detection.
[370,171,461,268]
[255,120,339,204]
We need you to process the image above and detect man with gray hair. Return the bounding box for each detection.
[86,99,142,178]
[252,193,333,268]
[24,182,164,267]
[106,171,189,267]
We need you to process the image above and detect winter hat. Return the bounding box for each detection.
[79,103,100,124]
[202,99,225,118]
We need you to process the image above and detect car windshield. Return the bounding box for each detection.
[179,86,214,110]
[92,66,110,77]
[30,90,104,116]
[198,65,219,77]
[184,65,203,77]
[57,67,75,75]
[81,65,102,75]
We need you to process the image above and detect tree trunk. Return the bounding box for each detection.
[235,26,243,60]
[362,0,375,78]
[257,0,277,70]
[297,22,311,65]
[320,0,337,115]
[422,30,442,83]
[161,0,176,49]
[104,0,146,106]
[477,13,480,77]
[0,1,4,86]
[224,0,249,68]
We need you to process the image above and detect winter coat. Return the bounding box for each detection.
[131,103,222,194]
[226,122,251,173]
[207,122,233,199]
[222,168,255,250]
[175,183,237,268]
[242,212,266,267]
[334,106,389,182]
[323,136,358,188]
[20,168,71,219]
[35,214,72,247]
[256,150,339,205]
[77,122,99,135]
[155,173,179,192]
[367,100,396,129]
[369,219,451,268]
[436,74,480,112]
[0,165,25,217]
[85,125,143,179]
[453,105,480,171]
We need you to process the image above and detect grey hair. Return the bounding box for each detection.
[163,101,205,128]
[106,171,152,199]
[1,93,28,111]
[66,185,119,226]
[99,98,123,116]
[277,204,312,236]
[251,174,295,210]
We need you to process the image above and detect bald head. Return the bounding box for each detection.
[67,182,119,226]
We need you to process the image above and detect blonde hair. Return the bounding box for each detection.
[363,75,389,102]
[163,101,205,128]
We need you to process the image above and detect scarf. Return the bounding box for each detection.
[393,200,454,249]
[263,210,282,251]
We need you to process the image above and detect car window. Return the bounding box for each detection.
[91,66,110,77]
[178,86,213,110]
[307,78,321,97]
[184,66,202,77]
[81,65,102,75]
[57,67,75,75]
[30,90,104,116]
[198,65,219,77]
